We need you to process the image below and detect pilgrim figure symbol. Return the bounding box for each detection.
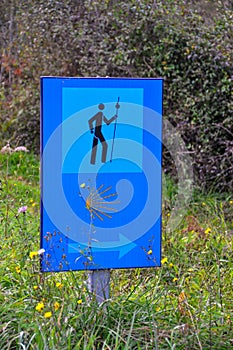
[88,103,119,164]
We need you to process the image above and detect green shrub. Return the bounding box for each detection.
[0,0,232,191]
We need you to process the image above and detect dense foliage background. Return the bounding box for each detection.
[0,0,232,192]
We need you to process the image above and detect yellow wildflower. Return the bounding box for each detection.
[54,302,60,311]
[173,277,178,282]
[147,249,153,255]
[161,257,168,265]
[77,299,82,305]
[29,249,45,259]
[44,311,52,319]
[35,302,44,312]
[205,228,211,234]
[15,266,21,274]
[56,282,63,289]
[169,263,174,268]
[229,200,233,205]
[29,251,38,259]
[33,285,38,290]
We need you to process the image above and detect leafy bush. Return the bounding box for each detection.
[0,0,232,191]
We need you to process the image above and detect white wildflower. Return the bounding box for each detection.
[14,146,29,152]
[1,144,12,154]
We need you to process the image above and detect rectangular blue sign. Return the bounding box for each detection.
[40,77,163,271]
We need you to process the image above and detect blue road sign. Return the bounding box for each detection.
[40,77,163,271]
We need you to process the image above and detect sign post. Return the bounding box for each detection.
[40,77,163,292]
[87,269,110,304]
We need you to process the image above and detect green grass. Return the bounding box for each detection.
[0,151,232,349]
